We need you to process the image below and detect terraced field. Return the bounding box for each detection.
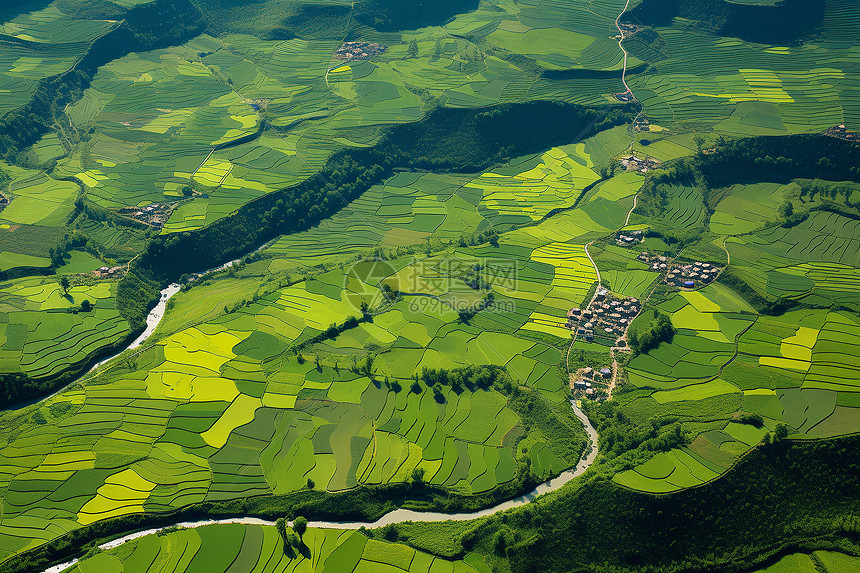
[265,128,631,270]
[66,523,490,573]
[0,275,131,380]
[0,4,119,115]
[614,286,860,493]
[725,211,860,310]
[0,152,648,561]
[0,0,859,571]
[44,0,637,235]
[627,1,860,133]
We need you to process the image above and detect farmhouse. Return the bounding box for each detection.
[619,154,659,173]
[615,231,643,247]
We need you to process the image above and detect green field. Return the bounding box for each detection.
[0,0,859,571]
[0,275,131,380]
[0,150,649,560]
[65,524,489,573]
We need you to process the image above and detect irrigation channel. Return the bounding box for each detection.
[39,3,646,570]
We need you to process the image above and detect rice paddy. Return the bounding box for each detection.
[614,287,860,493]
[42,0,636,234]
[725,211,860,310]
[0,152,648,560]
[1,0,859,568]
[0,275,130,380]
[0,4,119,115]
[627,4,860,133]
[66,524,488,573]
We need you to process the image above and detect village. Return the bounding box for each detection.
[570,365,613,399]
[665,261,721,289]
[566,286,642,401]
[118,202,174,228]
[619,154,660,173]
[825,123,857,142]
[92,265,126,279]
[333,41,387,61]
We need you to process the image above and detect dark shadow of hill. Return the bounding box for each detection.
[628,0,825,45]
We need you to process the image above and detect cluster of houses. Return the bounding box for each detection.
[616,228,645,246]
[92,265,125,279]
[570,366,613,399]
[638,251,670,273]
[634,115,652,132]
[666,262,720,289]
[119,203,173,228]
[826,124,857,142]
[619,154,659,173]
[333,41,387,61]
[568,288,640,344]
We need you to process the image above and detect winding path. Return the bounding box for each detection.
[615,0,634,96]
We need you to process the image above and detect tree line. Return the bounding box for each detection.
[116,101,635,328]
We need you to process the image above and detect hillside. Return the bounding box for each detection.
[0,1,857,572]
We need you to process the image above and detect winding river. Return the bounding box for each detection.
[37,1,645,567]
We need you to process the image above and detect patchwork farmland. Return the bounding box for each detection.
[0,0,857,572]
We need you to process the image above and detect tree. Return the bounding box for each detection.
[80,299,93,312]
[778,200,794,219]
[407,39,419,58]
[59,276,70,296]
[275,517,287,543]
[494,530,508,556]
[306,478,315,490]
[411,466,425,486]
[293,516,308,540]
[774,423,790,442]
[410,381,422,394]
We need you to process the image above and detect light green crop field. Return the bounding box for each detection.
[65,523,490,573]
[0,0,859,568]
[615,285,860,493]
[627,2,860,133]
[0,156,646,560]
[0,4,119,115]
[44,0,634,233]
[0,163,78,227]
[0,275,131,380]
[265,128,631,272]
